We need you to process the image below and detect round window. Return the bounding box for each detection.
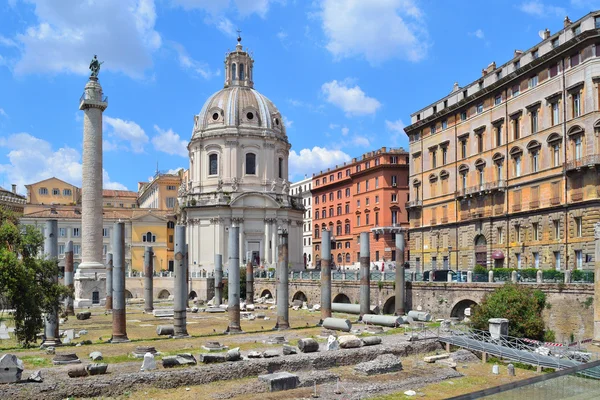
[212,112,219,121]
[247,112,254,120]
[275,118,280,126]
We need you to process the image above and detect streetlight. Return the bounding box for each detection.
[448,246,452,271]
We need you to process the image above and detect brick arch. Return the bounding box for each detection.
[125,290,134,299]
[157,289,170,299]
[382,295,395,315]
[333,293,351,304]
[451,298,478,320]
[260,289,273,299]
[292,291,307,303]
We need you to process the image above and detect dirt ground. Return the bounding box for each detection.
[0,303,540,399]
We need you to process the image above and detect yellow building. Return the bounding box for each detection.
[130,210,176,274]
[103,189,138,209]
[137,171,182,210]
[26,177,80,206]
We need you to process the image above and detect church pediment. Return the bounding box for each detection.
[229,192,281,208]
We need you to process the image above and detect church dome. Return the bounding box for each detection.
[193,86,285,136]
[191,34,286,139]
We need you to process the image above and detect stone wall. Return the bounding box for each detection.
[255,279,594,341]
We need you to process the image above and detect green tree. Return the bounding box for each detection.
[471,282,549,341]
[0,207,72,346]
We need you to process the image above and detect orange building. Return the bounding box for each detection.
[311,147,410,269]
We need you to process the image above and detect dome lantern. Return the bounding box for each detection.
[224,31,254,89]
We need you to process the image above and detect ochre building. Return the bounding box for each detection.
[405,12,600,272]
[311,147,409,270]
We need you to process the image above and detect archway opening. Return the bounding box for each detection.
[292,291,307,303]
[474,234,487,267]
[260,289,273,299]
[158,289,170,299]
[333,293,351,304]
[382,296,395,315]
[451,299,477,320]
[189,291,197,300]
[125,290,133,299]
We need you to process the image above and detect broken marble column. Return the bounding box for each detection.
[105,252,113,311]
[42,219,61,347]
[174,225,189,338]
[64,240,75,316]
[144,246,154,313]
[320,228,332,322]
[275,228,290,330]
[359,232,370,319]
[111,222,129,343]
[226,225,242,333]
[0,354,24,383]
[246,251,254,304]
[214,254,223,306]
[395,230,406,316]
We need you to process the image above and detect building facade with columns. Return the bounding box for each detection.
[290,176,313,268]
[178,35,304,274]
[405,12,600,273]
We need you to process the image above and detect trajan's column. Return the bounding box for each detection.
[74,56,108,307]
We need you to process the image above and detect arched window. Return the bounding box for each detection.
[337,254,342,264]
[239,63,244,80]
[345,253,351,263]
[231,63,237,81]
[143,232,156,243]
[336,222,342,236]
[167,221,175,229]
[345,222,350,234]
[314,225,320,239]
[245,153,256,175]
[209,153,218,175]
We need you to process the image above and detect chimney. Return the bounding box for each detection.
[452,82,460,92]
[543,28,551,40]
[564,16,571,28]
[514,50,523,57]
[11,184,16,194]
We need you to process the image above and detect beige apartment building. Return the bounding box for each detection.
[405,13,600,272]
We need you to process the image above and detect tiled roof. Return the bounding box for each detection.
[102,189,138,198]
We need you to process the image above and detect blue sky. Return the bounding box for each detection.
[1,0,599,192]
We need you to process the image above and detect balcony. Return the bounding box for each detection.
[571,189,583,202]
[529,200,540,209]
[512,204,522,212]
[565,154,600,172]
[456,180,506,199]
[406,199,423,209]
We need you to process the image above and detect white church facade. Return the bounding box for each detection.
[178,35,304,274]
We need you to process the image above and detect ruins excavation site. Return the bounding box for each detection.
[0,297,541,400]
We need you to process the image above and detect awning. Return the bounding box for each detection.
[491,250,505,260]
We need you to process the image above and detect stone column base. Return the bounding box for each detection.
[74,271,106,309]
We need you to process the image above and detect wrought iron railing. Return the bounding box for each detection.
[565,154,600,171]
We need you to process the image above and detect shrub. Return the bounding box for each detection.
[542,270,564,282]
[492,268,515,281]
[471,283,548,340]
[474,265,487,275]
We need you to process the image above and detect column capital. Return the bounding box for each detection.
[595,222,600,239]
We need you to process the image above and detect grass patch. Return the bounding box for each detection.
[20,356,52,368]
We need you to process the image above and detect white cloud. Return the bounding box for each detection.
[282,116,293,129]
[9,0,161,78]
[277,29,288,41]
[0,35,17,47]
[0,108,7,118]
[289,146,351,179]
[169,41,215,79]
[472,29,485,39]
[151,125,188,157]
[170,0,276,36]
[321,79,381,116]
[351,135,369,147]
[518,1,566,17]
[104,116,149,153]
[341,127,349,136]
[385,118,406,145]
[0,132,126,192]
[320,0,428,64]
